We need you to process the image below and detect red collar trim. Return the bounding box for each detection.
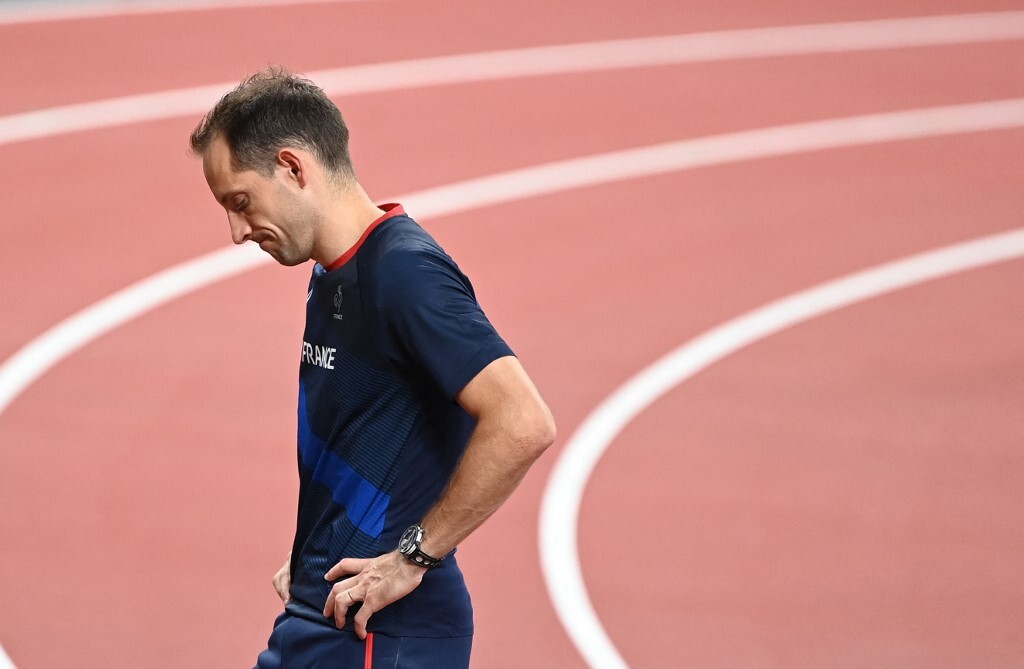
[325,203,405,271]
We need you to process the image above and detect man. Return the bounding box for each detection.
[190,68,556,668]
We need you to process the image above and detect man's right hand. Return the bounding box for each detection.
[273,553,292,604]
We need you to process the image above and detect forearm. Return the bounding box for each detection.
[322,357,554,637]
[418,412,553,557]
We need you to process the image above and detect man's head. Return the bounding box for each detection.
[191,68,354,265]
[191,67,354,180]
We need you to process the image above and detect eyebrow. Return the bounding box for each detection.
[218,190,242,206]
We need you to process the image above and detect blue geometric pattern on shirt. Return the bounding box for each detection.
[290,482,382,609]
[298,383,389,538]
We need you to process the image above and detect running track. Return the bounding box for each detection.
[1,1,1023,667]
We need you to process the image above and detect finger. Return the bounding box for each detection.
[275,576,291,604]
[322,586,339,618]
[322,585,359,623]
[353,601,374,640]
[325,558,370,581]
[334,589,362,629]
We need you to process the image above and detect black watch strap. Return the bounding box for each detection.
[405,547,443,569]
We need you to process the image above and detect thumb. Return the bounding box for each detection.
[325,557,370,581]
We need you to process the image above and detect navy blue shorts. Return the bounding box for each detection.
[254,610,473,668]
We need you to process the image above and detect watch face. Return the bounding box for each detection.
[399,525,422,555]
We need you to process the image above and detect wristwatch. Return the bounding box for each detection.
[398,524,444,569]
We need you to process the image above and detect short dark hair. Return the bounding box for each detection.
[190,67,354,180]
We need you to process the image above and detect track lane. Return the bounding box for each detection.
[4,128,1019,663]
[579,258,1024,668]
[4,39,1024,365]
[3,1,1024,115]
[531,131,1024,667]
[2,2,1024,663]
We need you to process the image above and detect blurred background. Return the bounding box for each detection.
[1,0,1023,666]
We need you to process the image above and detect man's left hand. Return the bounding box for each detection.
[322,551,426,638]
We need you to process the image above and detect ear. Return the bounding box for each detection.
[277,148,308,187]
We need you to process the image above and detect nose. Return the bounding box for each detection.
[227,211,252,245]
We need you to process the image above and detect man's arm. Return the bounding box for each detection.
[419,355,556,555]
[322,355,555,637]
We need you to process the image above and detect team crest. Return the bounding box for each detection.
[333,286,344,320]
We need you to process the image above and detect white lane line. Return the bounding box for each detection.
[539,228,1024,669]
[0,643,13,669]
[3,11,1024,145]
[0,0,374,25]
[536,227,1024,663]
[2,98,1023,418]
[401,99,1024,217]
[0,244,268,416]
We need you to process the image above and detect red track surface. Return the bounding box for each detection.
[1,1,1023,667]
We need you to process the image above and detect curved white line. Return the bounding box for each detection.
[0,244,269,416]
[539,228,1024,669]
[0,0,374,25]
[3,98,1024,418]
[3,11,1024,146]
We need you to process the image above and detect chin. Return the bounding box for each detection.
[260,238,312,267]
[273,251,310,267]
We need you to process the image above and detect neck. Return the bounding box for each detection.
[311,181,385,267]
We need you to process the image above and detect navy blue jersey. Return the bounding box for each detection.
[286,204,513,637]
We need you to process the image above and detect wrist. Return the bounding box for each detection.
[398,524,446,569]
[395,551,429,574]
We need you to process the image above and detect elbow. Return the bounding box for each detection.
[517,404,556,459]
[538,408,557,451]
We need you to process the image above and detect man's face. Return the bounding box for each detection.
[202,135,317,266]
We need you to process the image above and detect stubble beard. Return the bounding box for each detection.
[272,190,321,267]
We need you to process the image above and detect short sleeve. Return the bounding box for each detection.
[374,247,514,400]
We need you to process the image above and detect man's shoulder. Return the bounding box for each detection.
[366,216,446,264]
[362,218,461,293]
